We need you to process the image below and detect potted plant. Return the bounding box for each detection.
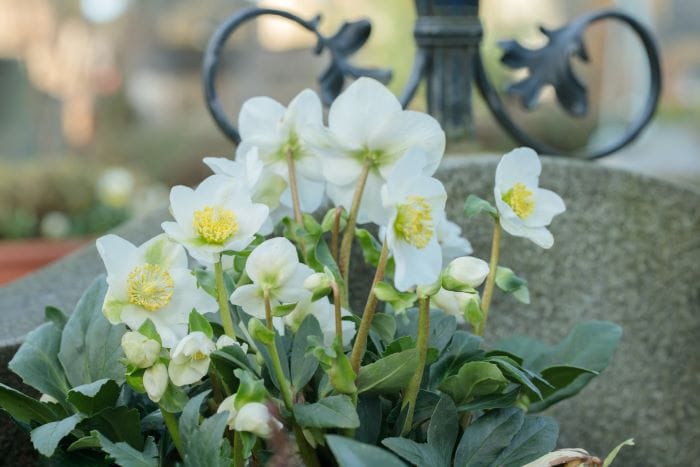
[0,79,632,466]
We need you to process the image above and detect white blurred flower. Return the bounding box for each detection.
[143,363,168,403]
[217,394,282,438]
[494,148,566,249]
[432,288,480,325]
[97,234,217,348]
[40,211,71,239]
[378,148,447,291]
[312,77,445,224]
[282,296,355,347]
[204,147,290,235]
[162,174,269,264]
[121,331,160,369]
[168,332,216,386]
[97,167,135,208]
[230,237,312,321]
[237,89,326,213]
[216,335,249,354]
[442,256,489,291]
[436,213,472,263]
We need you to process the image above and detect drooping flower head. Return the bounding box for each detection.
[204,147,290,235]
[378,148,447,291]
[168,331,216,386]
[237,89,326,213]
[162,174,269,264]
[494,148,566,249]
[97,234,217,348]
[230,237,313,321]
[314,77,445,225]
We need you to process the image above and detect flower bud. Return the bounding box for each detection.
[143,363,169,403]
[303,272,332,299]
[442,256,489,292]
[233,402,282,438]
[433,288,480,325]
[122,331,161,369]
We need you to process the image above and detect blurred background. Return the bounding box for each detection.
[0,0,698,281]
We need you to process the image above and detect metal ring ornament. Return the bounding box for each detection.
[202,7,391,145]
[474,9,662,159]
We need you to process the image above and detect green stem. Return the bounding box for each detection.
[263,293,294,410]
[350,239,390,373]
[338,162,372,285]
[215,260,236,339]
[401,296,430,436]
[475,220,501,336]
[331,206,343,263]
[160,406,183,457]
[233,431,245,467]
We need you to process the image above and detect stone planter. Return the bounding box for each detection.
[0,238,88,285]
[1,157,698,466]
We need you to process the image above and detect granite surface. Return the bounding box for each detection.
[1,157,699,466]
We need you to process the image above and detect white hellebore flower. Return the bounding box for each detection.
[97,234,217,348]
[121,331,161,369]
[494,148,566,249]
[379,148,447,291]
[443,256,490,291]
[230,237,313,321]
[204,147,290,235]
[162,174,269,264]
[143,363,168,403]
[237,89,326,213]
[283,296,356,347]
[315,77,445,224]
[436,212,473,263]
[216,335,249,354]
[217,394,282,438]
[168,332,216,386]
[432,288,480,325]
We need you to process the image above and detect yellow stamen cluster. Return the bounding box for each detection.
[192,351,208,361]
[193,206,238,244]
[127,264,174,311]
[502,183,535,219]
[394,195,434,249]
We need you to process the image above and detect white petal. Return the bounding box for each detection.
[285,89,322,131]
[280,174,325,212]
[276,264,314,303]
[169,185,198,233]
[383,147,428,183]
[239,96,285,140]
[495,147,541,191]
[328,77,401,146]
[322,156,364,187]
[143,363,169,402]
[96,234,137,278]
[168,357,210,386]
[203,156,239,178]
[230,284,266,319]
[370,111,445,175]
[393,237,442,291]
[522,188,566,227]
[525,226,555,249]
[140,234,188,269]
[326,181,355,212]
[356,170,389,225]
[245,237,299,285]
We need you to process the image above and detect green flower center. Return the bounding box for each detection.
[193,206,238,244]
[394,195,434,249]
[502,183,535,219]
[127,264,174,311]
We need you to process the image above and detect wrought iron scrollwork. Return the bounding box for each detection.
[202,7,391,144]
[475,9,662,159]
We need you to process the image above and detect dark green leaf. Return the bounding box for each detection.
[382,336,415,357]
[137,320,161,345]
[371,313,397,344]
[58,276,127,387]
[396,309,457,355]
[463,194,497,218]
[67,379,120,416]
[9,321,70,404]
[188,310,213,338]
[45,306,67,329]
[291,315,322,391]
[356,348,419,394]
[488,357,542,400]
[0,383,65,424]
[427,396,459,466]
[30,413,84,457]
[438,361,508,405]
[294,395,360,429]
[95,432,158,467]
[457,388,520,412]
[179,391,231,467]
[194,269,217,297]
[356,395,382,444]
[429,331,483,388]
[454,408,524,467]
[525,365,597,405]
[67,433,101,451]
[493,415,559,467]
[80,406,143,450]
[382,437,439,466]
[355,229,383,267]
[328,435,407,467]
[157,384,188,413]
[494,267,530,304]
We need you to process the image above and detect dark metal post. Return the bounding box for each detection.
[413,0,481,139]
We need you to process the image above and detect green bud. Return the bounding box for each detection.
[248,318,275,345]
[442,256,489,293]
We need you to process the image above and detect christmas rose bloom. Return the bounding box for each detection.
[230,237,313,321]
[162,174,269,264]
[378,148,447,291]
[97,234,217,348]
[168,332,216,386]
[217,394,282,438]
[494,148,566,249]
[313,77,445,225]
[237,89,326,213]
